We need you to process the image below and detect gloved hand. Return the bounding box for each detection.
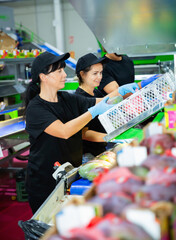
[118,82,140,96]
[141,74,161,88]
[88,96,114,119]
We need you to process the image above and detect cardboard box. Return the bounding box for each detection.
[0,31,17,51]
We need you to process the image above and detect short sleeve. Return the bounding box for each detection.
[98,68,115,91]
[26,102,57,139]
[77,94,96,114]
[61,92,96,116]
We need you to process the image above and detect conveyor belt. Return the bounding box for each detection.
[0,117,30,167]
[0,120,25,138]
[0,103,23,116]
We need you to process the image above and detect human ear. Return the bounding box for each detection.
[80,71,88,82]
[39,73,47,82]
[80,71,84,79]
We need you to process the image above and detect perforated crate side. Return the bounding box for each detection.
[98,71,175,138]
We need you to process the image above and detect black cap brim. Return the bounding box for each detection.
[49,52,70,65]
[89,57,106,66]
[76,56,106,74]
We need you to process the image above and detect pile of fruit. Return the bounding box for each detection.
[0,49,41,58]
[47,133,176,240]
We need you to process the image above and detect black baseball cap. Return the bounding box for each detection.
[31,51,70,82]
[76,53,106,74]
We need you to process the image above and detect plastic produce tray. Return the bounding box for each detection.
[99,70,175,142]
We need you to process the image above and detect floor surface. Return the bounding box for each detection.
[0,153,33,240]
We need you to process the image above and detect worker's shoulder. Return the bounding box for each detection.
[58,90,78,100]
[58,90,88,104]
[27,95,40,108]
[122,54,133,63]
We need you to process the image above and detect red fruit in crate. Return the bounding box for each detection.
[142,154,176,169]
[95,167,144,195]
[140,133,175,155]
[136,182,176,203]
[70,227,108,240]
[88,192,133,215]
[96,214,153,240]
[97,178,143,196]
[94,167,141,185]
[146,167,176,185]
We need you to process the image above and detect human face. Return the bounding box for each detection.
[82,63,103,89]
[46,67,67,90]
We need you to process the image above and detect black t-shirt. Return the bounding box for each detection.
[75,87,107,156]
[98,55,134,95]
[25,91,95,197]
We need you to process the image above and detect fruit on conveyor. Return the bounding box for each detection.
[79,150,117,181]
[78,160,111,181]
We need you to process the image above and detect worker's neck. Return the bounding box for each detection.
[105,53,122,61]
[79,85,94,96]
[39,89,58,102]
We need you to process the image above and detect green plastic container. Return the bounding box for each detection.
[16,169,28,202]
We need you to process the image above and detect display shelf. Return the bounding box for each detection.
[0,57,34,84]
[0,117,29,168]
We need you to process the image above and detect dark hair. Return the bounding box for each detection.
[77,65,91,85]
[24,60,66,111]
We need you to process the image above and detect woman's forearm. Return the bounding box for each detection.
[45,111,93,139]
[82,129,106,142]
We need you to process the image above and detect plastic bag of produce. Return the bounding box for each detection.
[66,213,152,240]
[94,167,144,196]
[140,133,176,155]
[88,192,133,216]
[69,227,109,240]
[78,160,111,181]
[95,214,153,240]
[95,150,116,165]
[146,167,176,186]
[136,183,176,203]
[141,154,176,169]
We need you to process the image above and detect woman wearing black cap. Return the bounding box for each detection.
[75,53,140,158]
[24,51,116,213]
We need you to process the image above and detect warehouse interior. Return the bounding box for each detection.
[0,0,176,240]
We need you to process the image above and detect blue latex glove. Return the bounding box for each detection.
[141,74,160,88]
[88,96,114,119]
[118,82,140,96]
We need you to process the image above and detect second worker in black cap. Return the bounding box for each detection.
[75,53,140,158]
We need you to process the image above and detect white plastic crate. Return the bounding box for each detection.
[98,70,175,142]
